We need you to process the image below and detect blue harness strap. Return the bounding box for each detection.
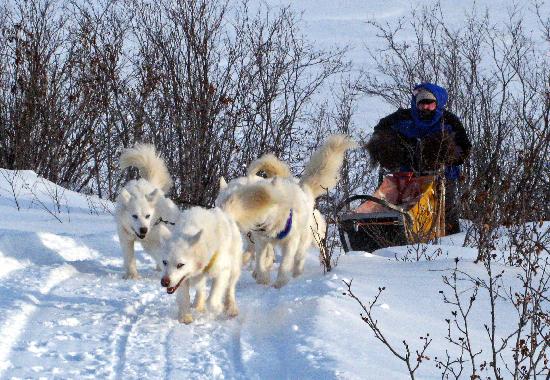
[276,209,293,240]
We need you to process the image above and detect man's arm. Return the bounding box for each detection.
[444,111,472,165]
[366,109,415,170]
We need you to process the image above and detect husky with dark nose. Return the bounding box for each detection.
[160,187,281,324]
[115,144,179,280]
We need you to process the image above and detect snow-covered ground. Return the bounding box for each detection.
[1,1,548,378]
[0,170,545,379]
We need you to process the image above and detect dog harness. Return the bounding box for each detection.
[276,209,293,240]
[203,251,219,274]
[154,217,176,226]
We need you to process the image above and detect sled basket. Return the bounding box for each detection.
[338,172,446,252]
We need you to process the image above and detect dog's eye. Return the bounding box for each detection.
[145,214,151,219]
[132,215,138,219]
[177,263,184,269]
[162,260,167,266]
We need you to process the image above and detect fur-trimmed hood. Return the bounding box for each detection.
[404,82,449,138]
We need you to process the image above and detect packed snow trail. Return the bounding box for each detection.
[0,170,345,379]
[0,223,343,379]
[0,172,545,379]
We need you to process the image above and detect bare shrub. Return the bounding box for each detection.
[0,0,127,197]
[121,0,347,206]
[0,169,22,210]
[0,0,347,208]
[359,2,549,378]
[344,280,432,380]
[305,77,373,270]
[403,245,445,262]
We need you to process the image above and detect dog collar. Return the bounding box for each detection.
[203,251,219,274]
[276,209,293,240]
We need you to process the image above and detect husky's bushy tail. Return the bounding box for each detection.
[222,183,282,232]
[247,153,291,178]
[120,144,173,192]
[300,134,357,199]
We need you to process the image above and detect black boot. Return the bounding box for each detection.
[445,180,461,234]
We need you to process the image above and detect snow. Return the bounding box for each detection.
[0,168,546,379]
[0,1,548,378]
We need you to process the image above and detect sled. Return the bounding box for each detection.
[338,172,446,252]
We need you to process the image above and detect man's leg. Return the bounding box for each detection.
[445,180,461,234]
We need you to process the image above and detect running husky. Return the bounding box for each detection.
[216,154,327,277]
[160,191,281,324]
[216,153,290,271]
[219,135,356,288]
[116,144,179,279]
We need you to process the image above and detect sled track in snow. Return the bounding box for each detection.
[163,324,175,380]
[228,322,246,379]
[159,314,248,380]
[0,264,78,377]
[192,318,247,380]
[109,290,158,380]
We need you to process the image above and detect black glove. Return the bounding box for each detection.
[366,130,415,170]
[419,131,463,169]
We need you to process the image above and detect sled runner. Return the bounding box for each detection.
[338,172,446,252]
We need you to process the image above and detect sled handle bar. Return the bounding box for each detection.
[336,195,413,224]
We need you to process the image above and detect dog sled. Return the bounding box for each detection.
[338,171,446,252]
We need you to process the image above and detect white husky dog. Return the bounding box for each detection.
[116,144,180,279]
[160,193,280,324]
[219,135,356,288]
[216,154,327,275]
[216,153,290,270]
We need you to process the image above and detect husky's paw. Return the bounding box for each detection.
[273,277,289,289]
[255,271,270,285]
[208,302,223,316]
[194,300,206,313]
[292,267,304,278]
[179,313,193,324]
[225,303,239,318]
[123,272,140,280]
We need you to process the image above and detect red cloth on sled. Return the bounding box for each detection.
[355,173,434,213]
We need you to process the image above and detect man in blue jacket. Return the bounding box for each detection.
[366,82,471,234]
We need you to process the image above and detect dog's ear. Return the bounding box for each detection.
[187,229,203,246]
[119,189,131,205]
[219,177,228,190]
[146,188,160,203]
